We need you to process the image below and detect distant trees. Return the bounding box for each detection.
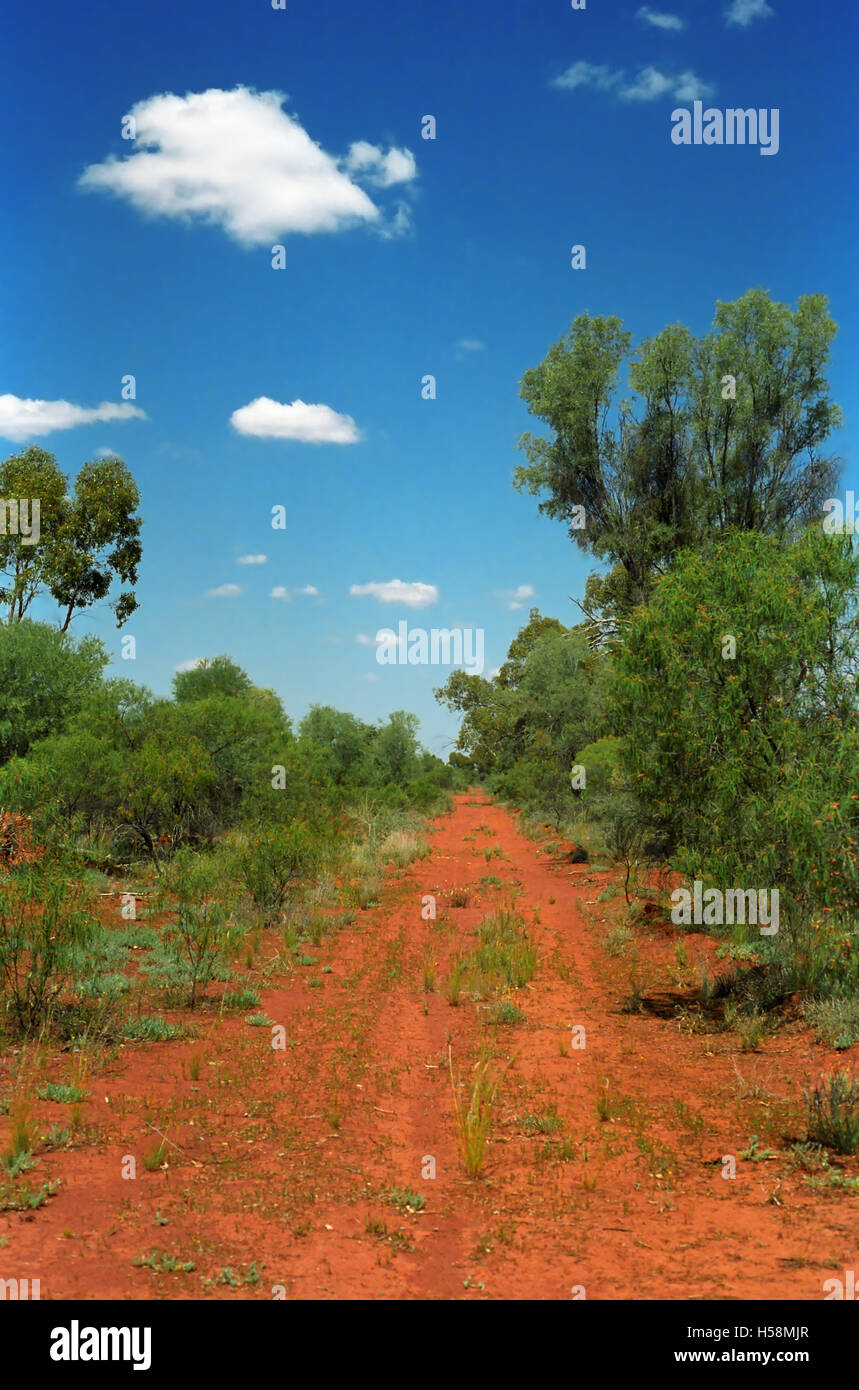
[0,448,141,629]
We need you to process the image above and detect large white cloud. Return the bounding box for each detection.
[230,397,360,444]
[79,87,416,246]
[350,579,438,608]
[554,62,714,102]
[725,0,774,25]
[0,395,146,443]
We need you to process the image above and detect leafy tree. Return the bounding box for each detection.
[0,449,142,629]
[514,291,842,638]
[0,620,107,762]
[609,527,859,920]
[173,656,253,703]
[0,448,67,622]
[372,711,421,787]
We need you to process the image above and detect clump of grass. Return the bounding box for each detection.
[465,906,537,998]
[36,1082,89,1105]
[143,1138,169,1171]
[132,1250,195,1274]
[521,1106,561,1135]
[449,887,470,908]
[123,1015,184,1042]
[485,1000,525,1026]
[0,1177,59,1211]
[804,1070,859,1155]
[445,956,465,1006]
[245,1013,273,1027]
[803,997,859,1051]
[449,1047,496,1178]
[222,987,260,1011]
[422,950,436,993]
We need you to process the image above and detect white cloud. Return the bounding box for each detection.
[79,87,416,246]
[350,579,438,608]
[237,553,267,565]
[0,395,146,443]
[356,630,400,650]
[725,0,774,25]
[456,337,485,354]
[554,62,713,102]
[497,583,535,612]
[344,141,417,188]
[272,584,317,600]
[636,6,686,29]
[206,583,243,598]
[175,658,203,673]
[553,62,623,94]
[230,397,360,444]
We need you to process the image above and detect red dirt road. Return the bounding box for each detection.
[2,794,857,1299]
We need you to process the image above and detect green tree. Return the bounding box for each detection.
[609,528,859,920]
[514,291,842,638]
[0,620,107,762]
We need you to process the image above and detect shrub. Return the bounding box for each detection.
[805,1070,859,1155]
[0,860,98,1037]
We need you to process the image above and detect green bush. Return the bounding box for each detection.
[0,861,98,1037]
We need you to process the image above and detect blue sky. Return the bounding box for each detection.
[1,0,856,755]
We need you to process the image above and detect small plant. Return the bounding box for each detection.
[143,1138,169,1171]
[123,1015,183,1042]
[390,1186,426,1214]
[449,887,470,908]
[449,1047,496,1178]
[36,1082,88,1105]
[245,1013,273,1026]
[133,1250,195,1274]
[222,987,260,1011]
[804,1071,859,1155]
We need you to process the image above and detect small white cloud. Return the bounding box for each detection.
[497,583,535,612]
[0,395,146,443]
[362,672,379,682]
[456,337,485,354]
[175,657,204,673]
[350,579,438,608]
[554,62,714,103]
[79,87,417,247]
[553,62,623,93]
[636,6,686,30]
[237,553,268,565]
[206,583,243,599]
[295,584,319,596]
[271,586,290,601]
[230,397,360,444]
[344,141,417,188]
[725,0,774,26]
[94,446,121,458]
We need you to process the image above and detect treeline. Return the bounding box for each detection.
[0,626,464,865]
[437,288,859,1041]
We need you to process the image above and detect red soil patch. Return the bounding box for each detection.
[1,794,856,1299]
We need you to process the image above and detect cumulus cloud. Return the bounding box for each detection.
[725,0,774,25]
[636,5,686,29]
[176,658,203,673]
[553,62,714,102]
[79,87,416,246]
[271,586,290,601]
[237,553,267,565]
[0,395,146,443]
[206,583,243,598]
[350,579,438,608]
[230,397,360,444]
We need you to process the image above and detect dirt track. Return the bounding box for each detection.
[2,793,857,1299]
